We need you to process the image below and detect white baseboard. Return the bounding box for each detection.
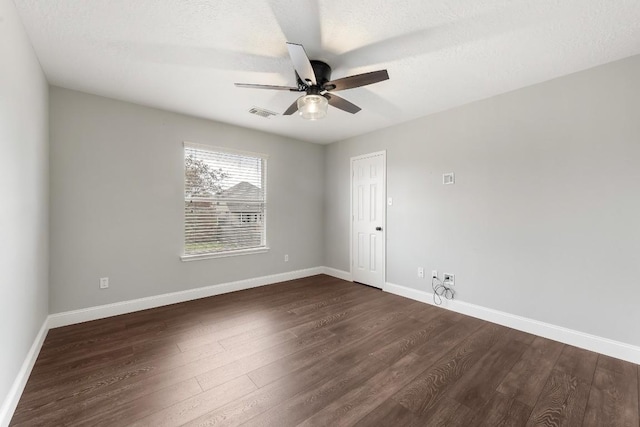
[0,318,49,427]
[48,267,324,329]
[322,267,352,282]
[383,282,640,365]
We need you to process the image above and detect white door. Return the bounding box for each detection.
[351,152,386,288]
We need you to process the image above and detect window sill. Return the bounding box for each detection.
[180,247,270,262]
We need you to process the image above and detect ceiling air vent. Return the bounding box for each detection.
[248,107,278,118]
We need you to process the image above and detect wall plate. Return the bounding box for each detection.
[443,173,455,185]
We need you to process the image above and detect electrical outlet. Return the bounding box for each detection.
[417,267,424,278]
[284,254,289,262]
[432,270,438,279]
[443,274,455,285]
[99,277,109,289]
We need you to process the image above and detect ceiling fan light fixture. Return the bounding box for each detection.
[297,94,328,120]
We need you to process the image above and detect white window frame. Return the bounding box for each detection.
[181,142,269,261]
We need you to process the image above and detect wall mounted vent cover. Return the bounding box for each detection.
[443,173,455,185]
[248,107,278,118]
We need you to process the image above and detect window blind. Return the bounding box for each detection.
[184,142,267,256]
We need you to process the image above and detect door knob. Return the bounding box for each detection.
[376,227,383,231]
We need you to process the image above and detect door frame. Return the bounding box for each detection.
[350,150,387,288]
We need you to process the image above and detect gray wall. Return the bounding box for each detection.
[325,55,640,346]
[0,0,49,408]
[49,87,324,313]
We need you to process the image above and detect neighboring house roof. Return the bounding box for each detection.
[222,181,263,200]
[222,181,264,213]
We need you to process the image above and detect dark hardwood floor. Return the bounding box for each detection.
[11,275,640,426]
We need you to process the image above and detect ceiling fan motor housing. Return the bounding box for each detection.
[297,60,332,90]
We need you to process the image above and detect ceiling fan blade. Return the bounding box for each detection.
[324,70,389,92]
[283,98,299,115]
[235,83,300,91]
[286,43,317,85]
[324,93,361,114]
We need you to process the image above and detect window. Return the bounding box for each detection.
[182,142,267,260]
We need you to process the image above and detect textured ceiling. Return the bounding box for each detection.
[13,0,640,144]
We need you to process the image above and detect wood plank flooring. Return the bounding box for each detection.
[10,275,640,426]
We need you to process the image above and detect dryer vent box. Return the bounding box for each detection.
[443,173,455,185]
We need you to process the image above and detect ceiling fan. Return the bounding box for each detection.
[235,43,389,120]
